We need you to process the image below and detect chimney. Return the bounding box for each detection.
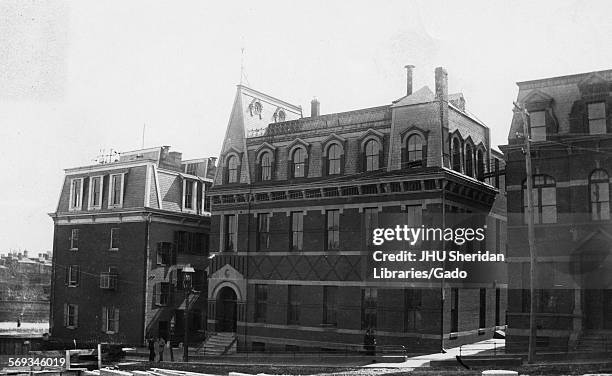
[404,65,415,96]
[435,67,448,101]
[311,98,320,117]
[435,67,450,168]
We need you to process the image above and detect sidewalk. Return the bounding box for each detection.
[362,338,506,369]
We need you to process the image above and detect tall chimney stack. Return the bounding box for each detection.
[311,98,320,117]
[435,67,450,168]
[435,67,448,101]
[405,65,415,96]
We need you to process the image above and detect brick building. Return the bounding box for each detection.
[207,67,507,353]
[49,146,215,346]
[502,69,612,352]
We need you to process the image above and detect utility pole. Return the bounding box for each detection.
[514,101,538,363]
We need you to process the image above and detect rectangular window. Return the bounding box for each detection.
[405,205,423,226]
[588,102,606,135]
[257,213,271,251]
[404,289,422,331]
[185,163,198,175]
[254,284,267,323]
[64,304,78,328]
[100,268,118,290]
[364,208,378,246]
[323,286,338,326]
[110,228,120,250]
[156,242,173,265]
[326,210,340,250]
[530,110,546,141]
[184,180,195,210]
[102,306,119,333]
[89,176,103,209]
[361,288,377,329]
[70,229,79,250]
[290,212,303,251]
[224,215,237,251]
[69,178,84,211]
[67,265,80,287]
[109,174,124,208]
[154,282,171,306]
[479,288,486,328]
[450,288,459,332]
[287,285,300,325]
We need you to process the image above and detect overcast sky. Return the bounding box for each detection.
[1,0,611,253]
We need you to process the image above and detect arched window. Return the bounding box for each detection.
[277,110,286,122]
[227,155,238,183]
[523,175,556,224]
[292,148,306,178]
[452,138,462,172]
[327,144,342,175]
[465,144,474,177]
[260,152,272,181]
[364,139,380,172]
[590,169,610,220]
[407,134,423,166]
[476,149,485,181]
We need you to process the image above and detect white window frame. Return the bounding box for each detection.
[100,268,118,290]
[65,304,78,329]
[109,228,119,251]
[102,306,119,334]
[88,175,103,210]
[529,111,547,142]
[68,265,79,287]
[182,179,197,212]
[70,229,79,251]
[108,173,125,209]
[69,178,84,211]
[588,102,606,135]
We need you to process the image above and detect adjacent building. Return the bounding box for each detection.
[503,69,612,352]
[207,67,507,353]
[49,146,215,346]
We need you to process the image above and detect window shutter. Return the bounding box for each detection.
[153,284,159,306]
[340,154,346,175]
[74,306,79,328]
[255,163,262,182]
[223,165,228,184]
[63,304,68,326]
[288,159,293,179]
[102,307,107,332]
[65,267,69,286]
[236,163,241,183]
[271,152,276,180]
[114,308,120,332]
[401,147,407,168]
[76,266,81,285]
[422,144,428,167]
[358,150,364,172]
[304,157,309,177]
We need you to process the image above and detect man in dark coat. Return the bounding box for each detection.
[147,337,156,361]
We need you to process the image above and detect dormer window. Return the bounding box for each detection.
[183,179,195,210]
[292,148,307,178]
[260,152,272,181]
[69,178,84,211]
[365,139,380,171]
[588,102,606,135]
[108,174,125,208]
[327,144,342,175]
[530,111,546,141]
[88,176,103,210]
[227,155,239,183]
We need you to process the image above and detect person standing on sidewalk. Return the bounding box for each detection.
[157,337,166,362]
[147,337,156,361]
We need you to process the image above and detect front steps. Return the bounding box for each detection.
[201,332,237,356]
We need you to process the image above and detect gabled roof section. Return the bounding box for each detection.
[522,88,554,104]
[392,86,435,107]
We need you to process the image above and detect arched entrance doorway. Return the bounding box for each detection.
[216,286,237,332]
